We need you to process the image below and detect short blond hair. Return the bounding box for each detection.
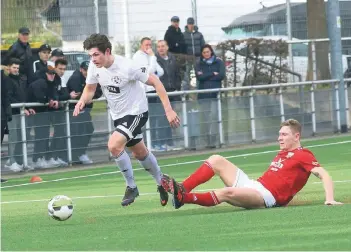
[280,119,301,134]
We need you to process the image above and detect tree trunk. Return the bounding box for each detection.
[306,0,331,81]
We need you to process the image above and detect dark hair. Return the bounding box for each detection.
[55,58,68,67]
[201,44,214,57]
[141,37,151,44]
[83,33,112,53]
[8,58,21,66]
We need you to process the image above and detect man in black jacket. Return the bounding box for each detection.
[164,16,187,54]
[5,58,35,172]
[1,27,34,85]
[33,44,51,74]
[27,65,58,169]
[45,59,70,167]
[1,70,12,182]
[67,61,102,164]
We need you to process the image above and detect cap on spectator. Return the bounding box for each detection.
[187,17,195,25]
[39,44,52,52]
[46,65,56,75]
[80,61,90,70]
[18,27,30,34]
[171,16,180,22]
[51,48,64,57]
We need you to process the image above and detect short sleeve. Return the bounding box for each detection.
[86,61,98,84]
[129,64,149,83]
[300,151,321,172]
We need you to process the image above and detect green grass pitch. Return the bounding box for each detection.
[1,136,351,251]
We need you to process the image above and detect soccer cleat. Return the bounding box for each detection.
[121,186,139,206]
[171,178,185,209]
[157,185,169,206]
[161,174,172,193]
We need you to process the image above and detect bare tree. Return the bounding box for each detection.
[306,0,331,81]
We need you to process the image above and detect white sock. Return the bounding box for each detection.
[138,152,162,185]
[114,150,136,188]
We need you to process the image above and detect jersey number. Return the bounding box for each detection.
[107,85,120,94]
[140,67,146,73]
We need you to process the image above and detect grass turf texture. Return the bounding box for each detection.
[1,136,351,251]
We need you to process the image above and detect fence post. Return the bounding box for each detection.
[345,81,350,129]
[334,81,341,132]
[65,102,72,164]
[20,106,28,168]
[182,94,189,149]
[107,106,112,159]
[279,85,285,122]
[217,92,224,146]
[310,83,317,135]
[311,41,317,135]
[145,113,152,151]
[249,89,256,142]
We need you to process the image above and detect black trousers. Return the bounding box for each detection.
[70,109,94,162]
[32,112,50,162]
[47,110,67,161]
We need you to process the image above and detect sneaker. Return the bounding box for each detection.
[1,178,8,183]
[79,154,93,164]
[171,178,185,209]
[166,145,182,151]
[56,158,68,167]
[8,162,23,172]
[121,186,139,206]
[33,158,44,169]
[46,158,61,168]
[157,185,168,206]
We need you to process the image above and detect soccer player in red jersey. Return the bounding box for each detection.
[161,119,343,209]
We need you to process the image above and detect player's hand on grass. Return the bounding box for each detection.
[324,200,343,206]
[166,109,180,128]
[73,100,85,116]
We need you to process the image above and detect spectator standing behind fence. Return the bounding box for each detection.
[154,40,182,151]
[27,66,59,169]
[1,27,34,85]
[183,17,205,91]
[196,44,225,149]
[132,37,165,151]
[33,44,51,74]
[4,58,35,172]
[164,16,187,54]
[1,70,11,183]
[45,59,70,167]
[67,61,102,164]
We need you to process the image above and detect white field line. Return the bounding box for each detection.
[2,179,351,205]
[1,140,351,190]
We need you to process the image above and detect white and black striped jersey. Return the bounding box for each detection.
[86,55,150,120]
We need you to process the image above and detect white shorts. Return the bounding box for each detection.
[232,168,277,208]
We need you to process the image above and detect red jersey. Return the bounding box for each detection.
[257,147,320,206]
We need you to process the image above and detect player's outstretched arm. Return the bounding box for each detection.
[146,74,180,128]
[311,166,343,205]
[73,83,97,116]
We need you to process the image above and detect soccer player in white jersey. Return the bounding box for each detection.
[73,34,180,206]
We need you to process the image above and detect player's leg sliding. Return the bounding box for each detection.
[114,150,139,206]
[137,151,168,206]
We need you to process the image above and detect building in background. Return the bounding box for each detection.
[222,2,351,54]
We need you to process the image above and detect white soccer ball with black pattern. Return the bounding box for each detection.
[48,195,74,221]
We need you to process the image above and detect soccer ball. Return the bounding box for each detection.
[48,195,74,221]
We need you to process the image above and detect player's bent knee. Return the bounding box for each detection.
[207,155,226,172]
[108,142,124,157]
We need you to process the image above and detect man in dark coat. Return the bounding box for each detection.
[164,16,187,54]
[66,61,102,164]
[1,27,34,85]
